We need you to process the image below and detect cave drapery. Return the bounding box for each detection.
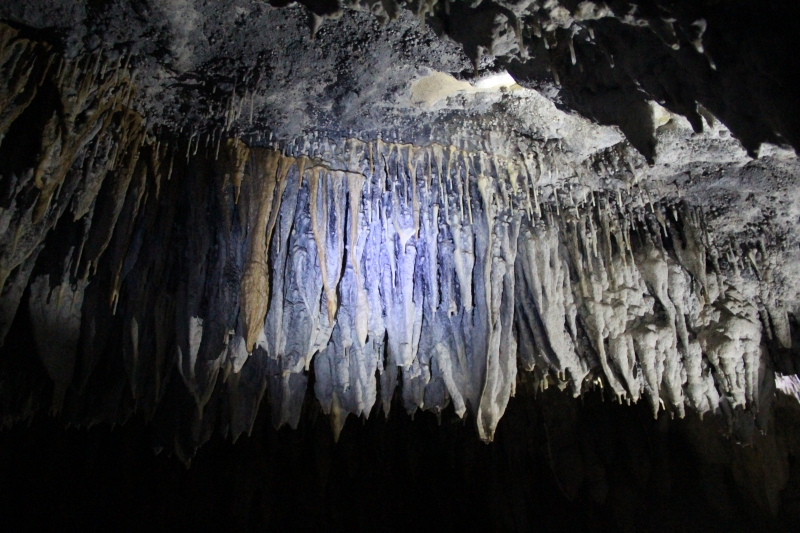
[1,1,800,531]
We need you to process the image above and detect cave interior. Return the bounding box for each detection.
[2,1,800,531]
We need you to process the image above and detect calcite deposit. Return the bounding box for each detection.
[0,1,799,473]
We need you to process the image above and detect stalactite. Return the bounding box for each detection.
[0,23,143,346]
[0,27,786,454]
[0,25,51,145]
[239,149,291,352]
[346,170,368,346]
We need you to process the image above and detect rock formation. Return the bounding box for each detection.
[1,2,800,529]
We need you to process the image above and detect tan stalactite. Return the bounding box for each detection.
[240,149,283,352]
[32,51,139,224]
[0,56,143,297]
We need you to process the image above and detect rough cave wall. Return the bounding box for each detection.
[2,21,798,465]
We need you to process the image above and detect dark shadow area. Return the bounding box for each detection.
[2,383,800,533]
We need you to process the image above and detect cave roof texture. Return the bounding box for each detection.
[2,1,800,531]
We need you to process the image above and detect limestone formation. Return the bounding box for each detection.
[0,0,798,470]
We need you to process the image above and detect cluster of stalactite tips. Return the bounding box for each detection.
[0,24,790,462]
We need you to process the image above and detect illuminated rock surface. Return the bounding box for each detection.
[1,2,800,531]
